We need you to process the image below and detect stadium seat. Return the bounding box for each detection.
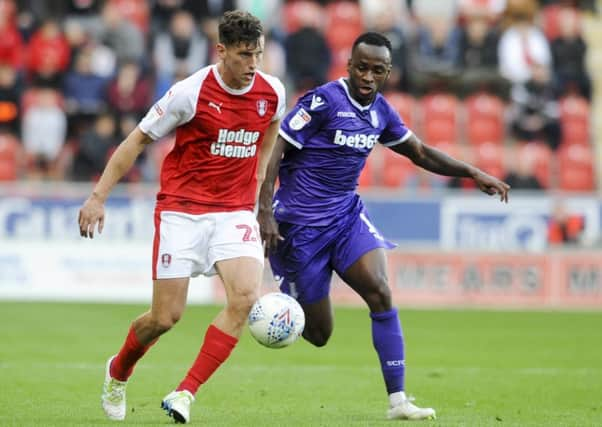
[464,92,505,145]
[559,95,590,146]
[325,24,359,51]
[385,92,415,129]
[557,144,595,191]
[380,144,413,188]
[358,152,376,188]
[419,93,459,143]
[474,141,505,179]
[0,133,22,180]
[325,1,363,29]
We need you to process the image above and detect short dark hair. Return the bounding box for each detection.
[352,32,392,55]
[218,10,263,47]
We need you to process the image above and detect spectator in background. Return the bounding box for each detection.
[551,7,591,99]
[71,112,117,181]
[455,9,508,96]
[498,0,552,85]
[153,10,209,99]
[284,17,331,93]
[64,46,108,116]
[21,88,67,177]
[106,60,151,119]
[0,63,21,134]
[547,200,585,245]
[96,2,145,65]
[364,1,410,92]
[509,63,562,150]
[0,0,23,70]
[26,19,71,88]
[502,145,544,190]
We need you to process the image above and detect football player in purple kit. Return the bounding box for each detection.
[258,32,510,421]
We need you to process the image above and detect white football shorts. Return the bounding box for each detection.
[152,209,264,279]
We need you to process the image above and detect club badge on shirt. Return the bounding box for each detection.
[257,99,268,117]
[289,108,311,130]
[370,110,379,128]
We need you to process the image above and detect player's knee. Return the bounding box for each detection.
[363,275,392,311]
[227,287,260,317]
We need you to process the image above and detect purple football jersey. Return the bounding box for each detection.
[275,78,412,226]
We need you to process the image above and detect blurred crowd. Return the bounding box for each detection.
[0,0,597,193]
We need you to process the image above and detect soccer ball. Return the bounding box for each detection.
[248,292,305,349]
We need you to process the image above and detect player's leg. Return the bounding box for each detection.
[162,257,262,423]
[102,277,189,420]
[300,295,334,347]
[163,210,264,423]
[268,222,336,347]
[335,210,435,420]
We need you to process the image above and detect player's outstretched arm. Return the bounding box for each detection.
[78,127,153,238]
[391,134,510,202]
[256,119,281,201]
[257,135,290,256]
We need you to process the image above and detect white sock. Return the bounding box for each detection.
[389,391,407,407]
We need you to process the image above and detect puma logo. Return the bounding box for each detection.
[209,101,222,114]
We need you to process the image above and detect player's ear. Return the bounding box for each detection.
[215,43,226,60]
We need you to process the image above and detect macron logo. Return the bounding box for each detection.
[310,95,325,110]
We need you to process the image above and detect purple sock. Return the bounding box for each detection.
[370,308,405,394]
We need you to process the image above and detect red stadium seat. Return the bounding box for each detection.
[464,92,505,145]
[385,92,415,130]
[325,1,363,29]
[561,120,589,146]
[325,23,359,51]
[358,152,376,188]
[474,141,505,178]
[380,144,413,188]
[559,95,590,146]
[423,119,457,144]
[0,133,22,180]
[557,144,595,191]
[419,93,459,143]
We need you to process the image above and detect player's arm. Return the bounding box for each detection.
[391,133,510,202]
[78,127,153,238]
[257,135,292,256]
[256,119,281,202]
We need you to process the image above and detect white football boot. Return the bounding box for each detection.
[387,392,436,420]
[161,390,195,424]
[101,355,128,420]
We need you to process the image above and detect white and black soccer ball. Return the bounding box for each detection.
[248,292,305,349]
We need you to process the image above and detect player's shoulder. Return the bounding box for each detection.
[255,70,285,97]
[297,80,344,112]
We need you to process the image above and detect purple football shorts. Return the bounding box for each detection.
[269,206,395,304]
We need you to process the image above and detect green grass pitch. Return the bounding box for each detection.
[1,302,601,426]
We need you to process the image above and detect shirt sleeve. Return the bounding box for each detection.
[279,89,329,149]
[138,78,198,140]
[379,101,413,147]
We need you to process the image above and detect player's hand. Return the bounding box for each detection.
[257,207,283,257]
[78,194,105,238]
[472,169,511,203]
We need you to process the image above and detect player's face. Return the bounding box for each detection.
[216,37,264,89]
[347,43,391,105]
